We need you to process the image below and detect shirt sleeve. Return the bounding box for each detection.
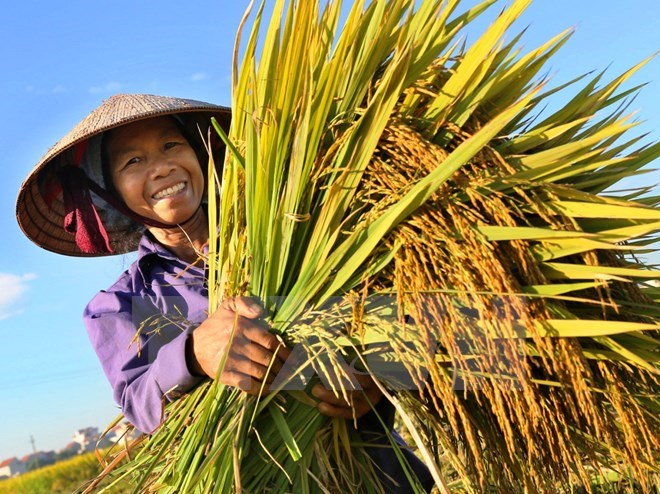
[84,288,203,434]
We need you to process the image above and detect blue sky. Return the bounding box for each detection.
[1,0,658,461]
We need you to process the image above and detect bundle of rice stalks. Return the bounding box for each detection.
[90,0,659,492]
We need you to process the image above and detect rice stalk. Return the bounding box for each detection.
[89,1,659,492]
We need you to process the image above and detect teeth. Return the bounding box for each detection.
[153,182,185,200]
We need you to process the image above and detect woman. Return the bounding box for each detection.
[16,94,433,492]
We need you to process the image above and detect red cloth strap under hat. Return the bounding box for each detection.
[57,164,184,255]
[57,166,113,254]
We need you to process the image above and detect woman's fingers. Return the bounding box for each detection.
[314,392,375,419]
[219,370,271,395]
[311,378,383,419]
[213,297,292,388]
[225,357,274,384]
[193,296,295,394]
[218,297,291,365]
[221,296,264,319]
[317,401,361,420]
[354,372,380,392]
[229,324,289,375]
[311,383,374,407]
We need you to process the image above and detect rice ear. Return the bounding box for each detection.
[91,1,659,492]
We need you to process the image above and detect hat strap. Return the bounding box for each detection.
[84,174,176,229]
[57,166,113,254]
[57,166,196,254]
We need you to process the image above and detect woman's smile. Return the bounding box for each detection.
[152,181,187,201]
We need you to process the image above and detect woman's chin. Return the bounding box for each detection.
[149,196,200,220]
[150,207,202,228]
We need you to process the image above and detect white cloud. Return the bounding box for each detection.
[25,85,66,95]
[0,273,36,321]
[88,82,123,94]
[190,72,209,82]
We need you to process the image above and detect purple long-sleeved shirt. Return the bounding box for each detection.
[84,233,433,492]
[84,234,206,433]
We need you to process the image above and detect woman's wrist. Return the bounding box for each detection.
[185,332,206,377]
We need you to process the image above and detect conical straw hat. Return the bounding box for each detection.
[16,94,231,257]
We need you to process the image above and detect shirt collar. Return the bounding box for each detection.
[136,233,179,262]
[135,233,194,287]
[135,232,208,280]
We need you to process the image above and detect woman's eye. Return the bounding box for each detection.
[122,157,140,169]
[164,141,180,150]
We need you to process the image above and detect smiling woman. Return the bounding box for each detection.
[14,93,434,493]
[14,94,240,435]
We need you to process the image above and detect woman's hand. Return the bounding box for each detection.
[187,296,289,395]
[311,373,383,420]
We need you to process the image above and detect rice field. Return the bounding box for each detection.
[0,452,130,494]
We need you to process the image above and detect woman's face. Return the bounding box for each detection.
[105,116,205,226]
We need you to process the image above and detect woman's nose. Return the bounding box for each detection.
[148,155,175,179]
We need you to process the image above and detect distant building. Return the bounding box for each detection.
[61,441,82,455]
[0,457,26,478]
[0,424,139,478]
[105,422,136,444]
[20,451,56,470]
[72,427,100,452]
[20,451,56,463]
